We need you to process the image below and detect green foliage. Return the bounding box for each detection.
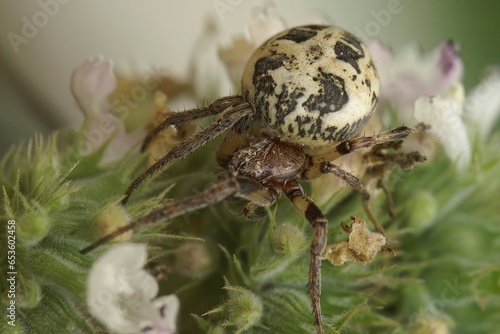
[0,132,192,333]
[1,123,500,333]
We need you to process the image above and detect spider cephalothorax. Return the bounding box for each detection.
[81,25,425,334]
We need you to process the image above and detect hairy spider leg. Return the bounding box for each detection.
[216,122,252,168]
[363,144,427,219]
[121,104,253,204]
[82,177,271,254]
[241,185,279,220]
[311,126,420,164]
[142,95,244,152]
[303,125,422,243]
[282,179,328,334]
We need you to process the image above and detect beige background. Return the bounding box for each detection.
[0,0,498,154]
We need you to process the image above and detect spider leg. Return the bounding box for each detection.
[122,103,253,204]
[216,127,250,167]
[81,177,267,254]
[216,110,254,167]
[142,95,244,152]
[363,148,426,220]
[215,171,278,220]
[241,186,279,220]
[380,182,396,218]
[311,125,421,164]
[303,162,392,252]
[282,179,327,334]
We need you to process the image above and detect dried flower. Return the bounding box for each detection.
[323,216,387,266]
[146,91,196,166]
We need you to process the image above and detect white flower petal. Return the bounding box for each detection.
[71,56,116,117]
[189,21,232,98]
[218,37,255,88]
[100,127,145,165]
[247,3,286,47]
[219,6,285,88]
[464,67,500,141]
[140,295,180,334]
[367,40,393,77]
[87,243,161,333]
[414,95,470,171]
[71,57,145,163]
[432,40,463,95]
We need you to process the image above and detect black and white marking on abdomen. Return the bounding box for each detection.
[242,25,380,148]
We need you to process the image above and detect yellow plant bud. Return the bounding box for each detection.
[175,242,212,278]
[92,204,131,243]
[409,313,452,334]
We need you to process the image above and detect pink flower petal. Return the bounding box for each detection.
[369,41,463,120]
[71,57,116,117]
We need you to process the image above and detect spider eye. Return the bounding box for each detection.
[242,25,380,148]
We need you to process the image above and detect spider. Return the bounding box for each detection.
[81,25,425,334]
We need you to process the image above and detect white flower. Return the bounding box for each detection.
[414,67,500,171]
[71,57,144,164]
[464,67,500,142]
[415,91,470,172]
[188,20,233,99]
[71,56,116,116]
[369,40,463,120]
[247,2,287,47]
[218,3,286,87]
[370,39,500,171]
[87,243,179,334]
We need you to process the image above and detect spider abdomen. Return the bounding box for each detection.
[242,25,380,148]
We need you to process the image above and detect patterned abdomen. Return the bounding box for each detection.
[242,25,380,148]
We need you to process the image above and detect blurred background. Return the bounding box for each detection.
[0,0,499,156]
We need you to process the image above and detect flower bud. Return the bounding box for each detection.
[409,313,452,334]
[31,141,60,190]
[406,191,438,234]
[16,274,42,309]
[224,284,263,332]
[92,204,131,242]
[270,223,307,256]
[175,242,212,278]
[17,210,52,246]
